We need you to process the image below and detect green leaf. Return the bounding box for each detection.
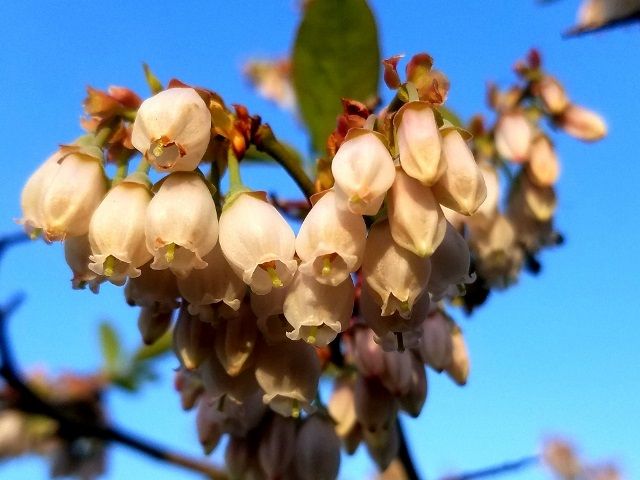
[437,106,464,128]
[143,63,163,94]
[292,0,380,153]
[132,328,173,363]
[99,322,121,373]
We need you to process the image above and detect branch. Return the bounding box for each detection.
[439,455,539,480]
[0,297,227,480]
[397,418,421,480]
[254,124,316,202]
[564,12,640,37]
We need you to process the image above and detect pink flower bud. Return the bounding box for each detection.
[125,263,180,313]
[331,129,396,215]
[89,176,152,285]
[174,368,204,411]
[258,415,297,479]
[214,304,258,377]
[296,190,366,286]
[131,87,211,172]
[354,376,397,440]
[473,162,500,220]
[283,273,354,346]
[195,395,223,454]
[225,436,252,480]
[199,351,260,404]
[537,76,569,114]
[177,242,246,317]
[173,308,216,370]
[328,379,358,442]
[511,174,557,222]
[40,153,108,242]
[432,129,487,216]
[219,192,297,295]
[527,136,560,187]
[558,104,607,141]
[398,355,428,418]
[294,415,341,480]
[365,420,399,472]
[145,172,219,278]
[494,112,532,163]
[428,222,473,301]
[64,235,102,292]
[417,309,453,370]
[445,324,470,386]
[388,168,446,257]
[19,151,62,238]
[137,307,172,345]
[542,438,581,478]
[254,340,320,417]
[362,220,431,318]
[394,102,445,185]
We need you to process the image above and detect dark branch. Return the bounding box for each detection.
[397,418,421,480]
[0,297,227,480]
[564,12,640,37]
[440,455,539,480]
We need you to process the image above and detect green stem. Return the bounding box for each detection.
[227,148,244,190]
[209,161,222,213]
[113,161,129,185]
[254,124,315,201]
[94,125,113,148]
[136,157,151,174]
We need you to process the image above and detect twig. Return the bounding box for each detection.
[0,298,227,480]
[397,418,421,480]
[440,455,539,480]
[564,12,640,37]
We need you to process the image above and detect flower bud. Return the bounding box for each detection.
[362,220,431,318]
[137,307,172,345]
[177,242,246,318]
[64,235,102,292]
[146,171,218,278]
[398,355,428,418]
[542,438,581,478]
[428,222,473,301]
[417,309,453,371]
[445,324,470,386]
[199,351,260,404]
[195,394,224,454]
[296,190,366,286]
[217,390,267,437]
[354,376,397,440]
[225,436,252,480]
[19,151,62,238]
[494,112,532,163]
[511,174,557,222]
[215,304,258,377]
[174,368,204,411]
[89,176,153,285]
[432,129,487,215]
[473,162,500,220]
[394,101,445,185]
[328,379,358,442]
[258,415,297,479]
[173,308,216,371]
[131,87,211,172]
[255,340,320,417]
[40,153,108,241]
[558,104,607,142]
[331,129,396,215]
[283,273,354,346]
[537,76,569,114]
[125,263,179,313]
[294,415,341,480]
[388,168,446,257]
[526,136,560,188]
[365,419,399,472]
[219,192,297,295]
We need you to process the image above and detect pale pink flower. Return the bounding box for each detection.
[537,76,569,114]
[428,222,474,301]
[494,112,533,163]
[527,136,560,187]
[19,151,62,238]
[558,104,607,141]
[64,234,102,292]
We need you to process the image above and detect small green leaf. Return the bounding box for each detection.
[437,106,464,128]
[99,322,121,373]
[143,63,163,94]
[132,328,173,362]
[292,0,380,153]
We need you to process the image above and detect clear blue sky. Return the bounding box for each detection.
[1,1,639,479]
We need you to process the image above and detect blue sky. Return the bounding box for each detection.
[0,1,639,479]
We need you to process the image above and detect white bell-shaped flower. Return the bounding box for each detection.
[428,222,473,301]
[432,128,487,216]
[388,168,446,257]
[40,153,108,242]
[219,192,297,295]
[19,151,62,238]
[494,112,532,163]
[125,263,179,313]
[394,101,445,185]
[472,162,500,220]
[64,234,102,292]
[131,87,212,172]
[89,174,153,285]
[177,242,246,317]
[362,220,431,318]
[331,129,396,215]
[146,171,218,278]
[283,272,354,346]
[296,189,366,286]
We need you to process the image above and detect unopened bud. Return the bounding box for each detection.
[258,415,297,479]
[558,104,607,142]
[494,112,532,163]
[294,415,341,480]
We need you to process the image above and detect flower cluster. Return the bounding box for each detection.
[17,50,606,477]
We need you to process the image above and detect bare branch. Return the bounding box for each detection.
[439,455,539,480]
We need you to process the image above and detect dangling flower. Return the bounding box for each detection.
[432,128,487,216]
[428,222,474,301]
[125,263,180,313]
[387,168,446,257]
[296,189,366,286]
[89,174,153,285]
[362,220,431,318]
[64,234,102,293]
[557,104,607,142]
[177,242,246,318]
[527,136,560,187]
[394,101,445,185]
[146,171,218,278]
[445,324,470,386]
[19,151,62,238]
[293,415,342,480]
[219,192,297,295]
[283,272,354,346]
[39,152,108,242]
[257,415,297,480]
[331,128,396,215]
[494,111,533,163]
[536,76,569,115]
[131,87,212,172]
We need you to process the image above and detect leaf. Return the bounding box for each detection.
[99,322,121,373]
[132,328,173,362]
[437,106,464,128]
[143,63,163,94]
[292,0,380,153]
